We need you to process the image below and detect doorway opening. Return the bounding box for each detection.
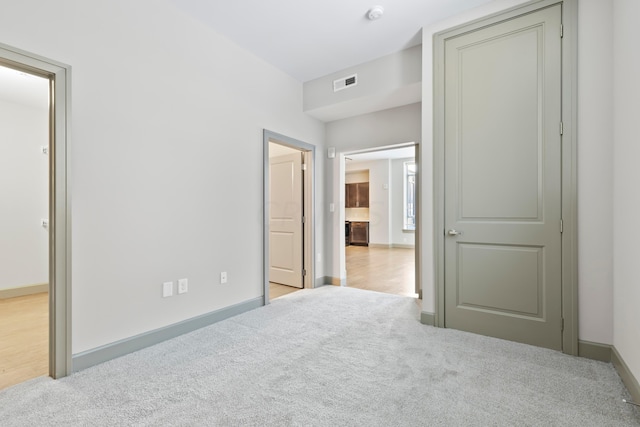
[263,130,315,303]
[0,43,71,383]
[0,64,49,390]
[340,143,420,300]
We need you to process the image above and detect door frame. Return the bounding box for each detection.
[263,130,316,303]
[0,43,72,377]
[433,0,578,355]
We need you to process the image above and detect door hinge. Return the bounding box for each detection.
[560,122,564,135]
[561,318,565,332]
[560,24,563,38]
[302,216,305,224]
[302,269,306,277]
[560,219,563,233]
[302,163,307,171]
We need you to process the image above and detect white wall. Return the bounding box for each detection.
[0,0,324,354]
[612,0,640,386]
[325,103,421,280]
[391,158,416,247]
[304,46,422,122]
[268,142,301,158]
[0,98,48,290]
[577,0,614,345]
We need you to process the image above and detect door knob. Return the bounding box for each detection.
[447,229,463,236]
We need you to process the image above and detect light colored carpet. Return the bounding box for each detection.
[0,286,638,426]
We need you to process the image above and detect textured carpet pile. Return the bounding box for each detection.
[0,286,638,426]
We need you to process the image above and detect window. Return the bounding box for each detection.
[404,162,417,230]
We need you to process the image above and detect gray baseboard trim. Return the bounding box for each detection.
[72,297,263,373]
[612,346,640,403]
[420,311,436,326]
[578,340,612,362]
[0,283,48,299]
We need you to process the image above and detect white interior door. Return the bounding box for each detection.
[269,152,304,288]
[443,5,563,350]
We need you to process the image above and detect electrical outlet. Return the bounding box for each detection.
[220,272,227,284]
[178,278,188,294]
[162,281,173,298]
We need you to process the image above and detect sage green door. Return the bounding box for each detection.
[444,5,563,350]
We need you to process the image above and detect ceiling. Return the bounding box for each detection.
[173,0,495,82]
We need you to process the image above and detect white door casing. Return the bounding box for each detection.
[269,152,304,288]
[442,5,563,350]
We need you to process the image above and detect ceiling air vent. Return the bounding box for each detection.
[333,74,358,92]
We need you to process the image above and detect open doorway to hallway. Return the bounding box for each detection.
[0,64,50,390]
[263,131,316,303]
[343,145,418,298]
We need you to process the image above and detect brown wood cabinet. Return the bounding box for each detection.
[349,221,369,246]
[345,182,369,208]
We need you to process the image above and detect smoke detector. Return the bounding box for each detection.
[367,6,384,21]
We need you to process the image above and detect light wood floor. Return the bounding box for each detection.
[0,292,48,390]
[346,246,417,297]
[269,282,302,301]
[270,246,417,301]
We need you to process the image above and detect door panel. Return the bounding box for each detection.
[459,28,542,220]
[269,153,303,288]
[457,244,542,317]
[444,5,562,350]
